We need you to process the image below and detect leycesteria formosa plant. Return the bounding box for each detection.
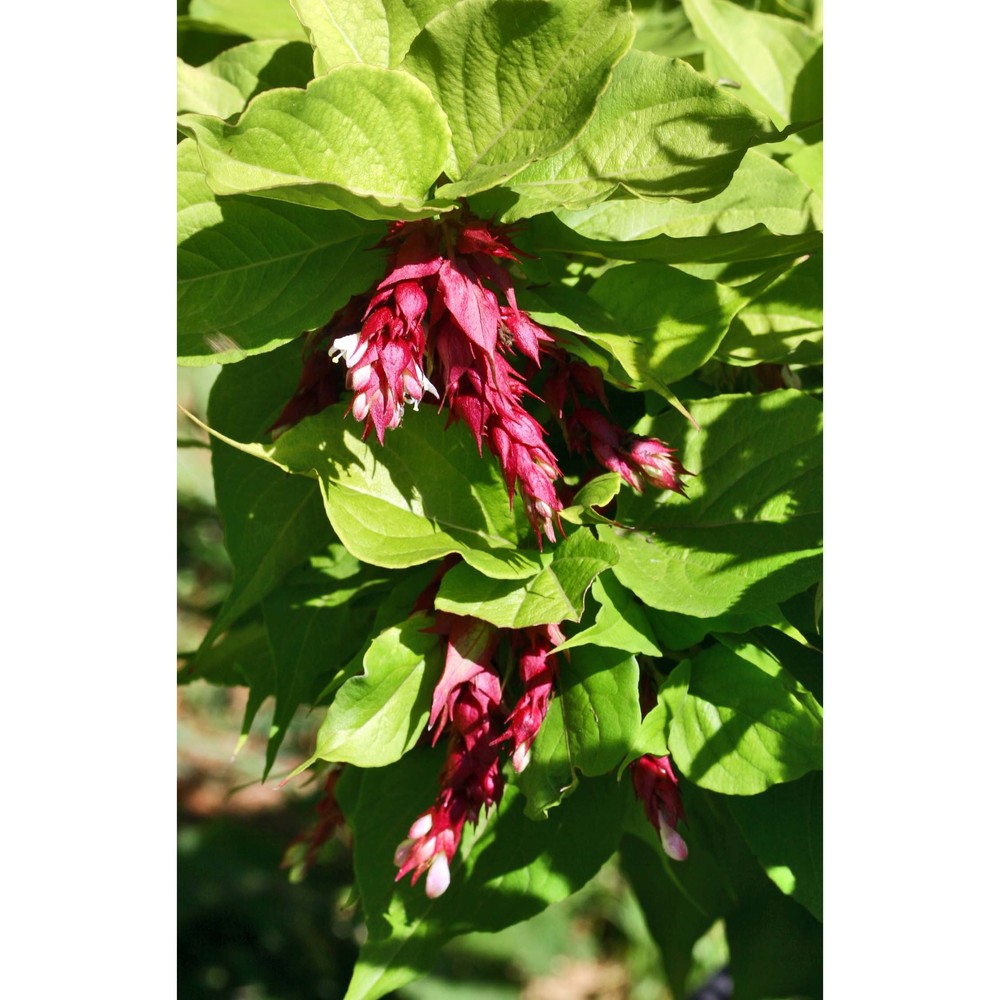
[178,0,823,997]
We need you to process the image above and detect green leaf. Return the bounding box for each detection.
[555,149,819,242]
[624,665,690,765]
[177,65,452,219]
[342,751,627,999]
[518,646,641,818]
[195,343,335,659]
[601,390,822,616]
[305,614,442,769]
[178,621,275,732]
[667,641,823,794]
[586,261,749,393]
[784,139,823,211]
[560,646,642,775]
[433,528,618,628]
[289,0,454,73]
[631,1,704,60]
[647,604,806,651]
[405,0,635,196]
[682,0,821,130]
[205,403,552,580]
[725,886,822,999]
[188,0,309,39]
[558,472,622,526]
[512,693,573,819]
[177,140,387,366]
[503,50,780,216]
[260,549,390,773]
[520,209,822,266]
[726,771,822,920]
[290,0,391,72]
[177,41,313,118]
[715,251,822,366]
[619,835,714,999]
[553,573,660,656]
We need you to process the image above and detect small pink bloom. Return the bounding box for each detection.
[630,754,688,861]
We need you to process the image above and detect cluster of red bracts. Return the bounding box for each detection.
[394,613,565,898]
[393,607,687,899]
[330,216,563,544]
[325,213,690,544]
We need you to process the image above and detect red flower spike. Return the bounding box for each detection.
[396,616,506,899]
[495,623,566,772]
[630,754,688,861]
[570,408,691,497]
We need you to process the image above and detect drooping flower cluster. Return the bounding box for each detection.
[329,214,565,543]
[394,614,506,898]
[393,560,572,899]
[630,753,688,861]
[545,356,692,496]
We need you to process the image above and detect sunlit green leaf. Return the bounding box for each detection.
[503,50,780,216]
[682,0,821,130]
[556,149,819,242]
[667,641,822,794]
[434,528,618,628]
[177,40,313,118]
[305,614,442,769]
[602,390,822,616]
[518,646,640,818]
[405,0,635,196]
[715,252,822,366]
[553,573,660,656]
[177,140,386,366]
[178,65,452,219]
[188,0,309,40]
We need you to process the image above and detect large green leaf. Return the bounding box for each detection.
[552,573,660,656]
[667,642,822,794]
[405,0,635,197]
[647,603,810,651]
[304,614,442,769]
[725,887,822,999]
[503,50,780,216]
[556,149,819,242]
[188,0,309,40]
[196,343,335,658]
[177,40,313,119]
[601,390,822,616]
[520,211,821,271]
[517,646,641,818]
[195,399,552,580]
[177,64,452,219]
[586,261,749,393]
[433,528,618,628]
[715,251,822,366]
[289,0,454,73]
[290,0,392,72]
[682,0,821,130]
[619,835,714,999]
[177,140,386,366]
[341,750,627,999]
[726,771,822,919]
[261,548,390,773]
